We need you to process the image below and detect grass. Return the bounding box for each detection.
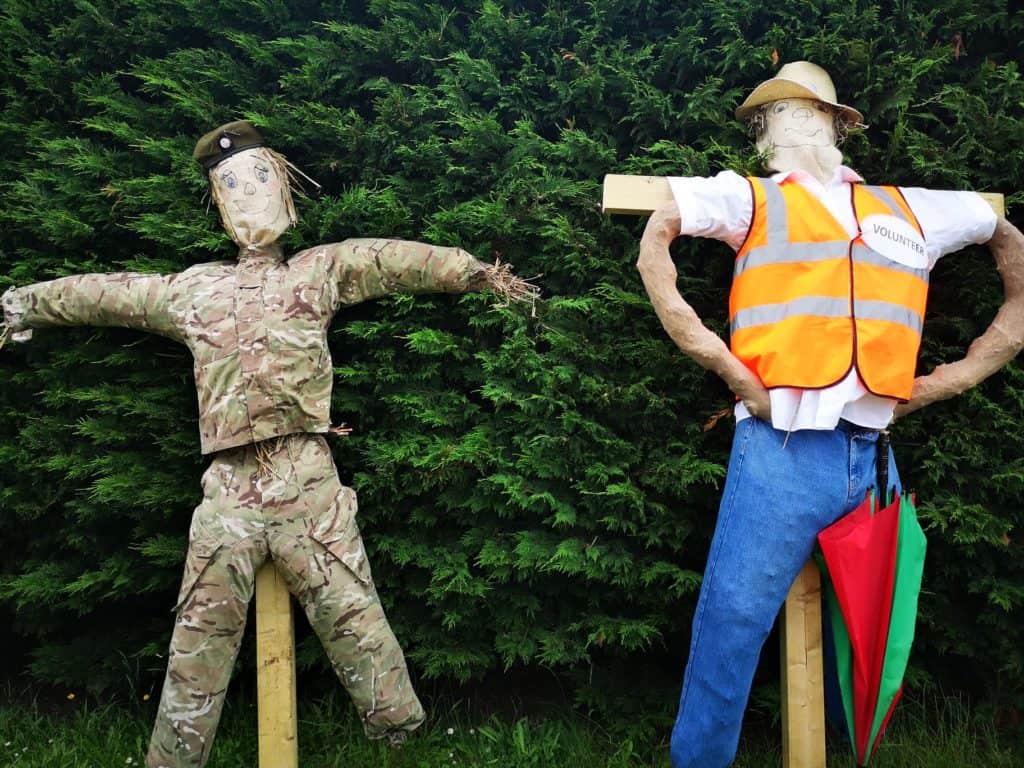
[0,691,1019,767]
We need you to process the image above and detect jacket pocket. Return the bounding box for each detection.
[193,353,247,449]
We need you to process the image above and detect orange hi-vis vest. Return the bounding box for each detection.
[729,177,928,400]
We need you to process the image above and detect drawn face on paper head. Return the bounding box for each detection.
[755,97,844,178]
[735,61,863,182]
[193,120,299,253]
[210,147,293,249]
[759,98,836,150]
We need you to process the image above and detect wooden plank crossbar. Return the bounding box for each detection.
[255,563,298,768]
[602,173,1006,218]
[601,173,1005,768]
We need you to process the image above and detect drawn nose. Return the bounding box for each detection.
[244,182,255,195]
[793,107,812,121]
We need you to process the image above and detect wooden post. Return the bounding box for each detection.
[781,562,826,768]
[601,173,1005,768]
[255,563,298,768]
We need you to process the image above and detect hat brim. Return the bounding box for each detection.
[734,78,863,124]
[204,142,265,170]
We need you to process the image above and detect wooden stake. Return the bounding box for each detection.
[255,563,298,768]
[781,562,826,768]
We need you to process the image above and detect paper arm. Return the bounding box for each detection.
[636,204,772,419]
[895,217,1024,418]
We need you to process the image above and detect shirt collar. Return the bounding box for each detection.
[237,242,285,264]
[770,165,864,186]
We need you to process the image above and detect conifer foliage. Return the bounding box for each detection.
[1,0,1022,714]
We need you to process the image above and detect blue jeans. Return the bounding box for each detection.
[670,417,900,768]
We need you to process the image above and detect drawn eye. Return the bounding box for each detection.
[222,171,237,189]
[773,102,788,114]
[255,165,269,183]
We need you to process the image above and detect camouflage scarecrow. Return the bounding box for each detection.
[0,121,534,768]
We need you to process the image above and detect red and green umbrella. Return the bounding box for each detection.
[818,491,927,765]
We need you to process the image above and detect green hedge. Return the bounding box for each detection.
[1,0,1022,719]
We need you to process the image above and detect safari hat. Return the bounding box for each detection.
[734,61,863,124]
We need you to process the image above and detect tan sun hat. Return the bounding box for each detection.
[734,61,863,124]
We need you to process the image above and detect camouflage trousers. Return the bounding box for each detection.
[146,433,425,768]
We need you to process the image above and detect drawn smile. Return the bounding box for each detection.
[232,197,273,215]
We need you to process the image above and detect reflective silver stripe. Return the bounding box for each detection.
[735,240,849,274]
[862,186,910,224]
[730,296,851,333]
[731,296,923,335]
[760,179,789,249]
[735,179,846,277]
[854,300,923,333]
[851,243,929,281]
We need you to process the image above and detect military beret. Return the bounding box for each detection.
[193,120,265,170]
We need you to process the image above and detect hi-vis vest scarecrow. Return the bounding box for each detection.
[729,178,928,400]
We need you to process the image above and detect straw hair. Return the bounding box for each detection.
[746,103,864,146]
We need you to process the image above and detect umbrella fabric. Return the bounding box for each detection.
[820,561,855,738]
[866,493,926,757]
[820,576,852,737]
[817,489,925,764]
[819,491,900,763]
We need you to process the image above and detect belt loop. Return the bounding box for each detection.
[877,430,891,504]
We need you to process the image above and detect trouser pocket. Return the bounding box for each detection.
[173,539,223,614]
[309,486,373,586]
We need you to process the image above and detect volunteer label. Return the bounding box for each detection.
[860,215,928,269]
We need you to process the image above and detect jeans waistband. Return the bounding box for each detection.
[836,418,882,436]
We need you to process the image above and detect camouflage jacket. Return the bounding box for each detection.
[2,239,486,454]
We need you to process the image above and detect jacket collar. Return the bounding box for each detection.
[771,165,864,187]
[237,242,285,264]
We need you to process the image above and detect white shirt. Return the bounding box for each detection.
[667,166,998,431]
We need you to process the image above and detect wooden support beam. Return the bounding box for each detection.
[781,562,827,768]
[602,174,676,215]
[256,563,298,768]
[602,173,1006,218]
